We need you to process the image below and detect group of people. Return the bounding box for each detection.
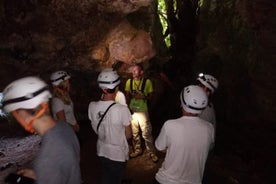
[1,63,219,184]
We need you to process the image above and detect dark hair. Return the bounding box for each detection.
[104,85,119,94]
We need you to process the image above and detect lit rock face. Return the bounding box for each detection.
[91,21,156,66]
[0,0,155,76]
[97,0,152,14]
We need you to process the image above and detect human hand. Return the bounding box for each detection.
[17,168,36,179]
[133,93,146,99]
[72,123,80,132]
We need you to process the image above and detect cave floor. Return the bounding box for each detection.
[79,119,275,184]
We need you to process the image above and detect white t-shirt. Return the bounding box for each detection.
[199,103,216,130]
[88,100,132,162]
[115,90,127,106]
[155,116,214,184]
[51,97,77,126]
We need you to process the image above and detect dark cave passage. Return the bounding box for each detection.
[1,0,275,183]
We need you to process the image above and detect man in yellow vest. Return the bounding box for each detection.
[125,64,158,163]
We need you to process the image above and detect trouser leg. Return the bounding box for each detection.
[131,113,142,152]
[137,112,155,154]
[99,156,126,184]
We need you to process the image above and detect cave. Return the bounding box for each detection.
[0,0,275,183]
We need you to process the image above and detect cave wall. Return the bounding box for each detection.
[0,0,157,83]
[0,1,275,182]
[0,0,161,108]
[196,0,275,123]
[0,0,174,126]
[0,0,275,124]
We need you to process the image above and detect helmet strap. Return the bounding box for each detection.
[12,102,48,134]
[12,111,35,133]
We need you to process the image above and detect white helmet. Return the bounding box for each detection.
[197,73,219,94]
[50,71,71,86]
[2,76,52,113]
[97,68,120,89]
[180,85,208,114]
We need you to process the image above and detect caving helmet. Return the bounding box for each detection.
[197,73,218,94]
[97,68,120,89]
[50,71,71,86]
[2,76,52,133]
[180,85,208,114]
[2,76,52,113]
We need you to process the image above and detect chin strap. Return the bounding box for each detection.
[12,102,49,134]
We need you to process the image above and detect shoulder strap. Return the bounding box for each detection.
[141,78,147,94]
[130,78,133,92]
[130,78,147,93]
[97,102,116,132]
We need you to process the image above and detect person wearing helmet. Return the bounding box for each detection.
[50,71,80,133]
[197,73,219,132]
[196,73,219,184]
[115,90,127,106]
[154,85,214,184]
[124,63,159,163]
[2,76,81,184]
[88,68,132,184]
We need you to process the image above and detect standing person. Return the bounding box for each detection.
[197,73,219,132]
[2,76,81,184]
[154,85,214,184]
[115,90,127,106]
[124,63,158,162]
[197,73,219,184]
[88,68,132,184]
[50,71,80,133]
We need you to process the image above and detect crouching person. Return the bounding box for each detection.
[2,76,81,184]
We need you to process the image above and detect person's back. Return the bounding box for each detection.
[88,68,132,184]
[88,100,131,161]
[155,85,214,184]
[2,76,81,184]
[36,121,81,184]
[156,117,213,183]
[196,73,219,134]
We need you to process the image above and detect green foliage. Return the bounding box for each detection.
[199,0,204,7]
[157,0,170,48]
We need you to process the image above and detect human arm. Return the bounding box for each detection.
[125,124,132,140]
[55,110,79,132]
[72,123,80,132]
[155,122,168,153]
[55,110,66,121]
[124,79,131,105]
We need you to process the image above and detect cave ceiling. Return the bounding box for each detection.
[0,0,156,86]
